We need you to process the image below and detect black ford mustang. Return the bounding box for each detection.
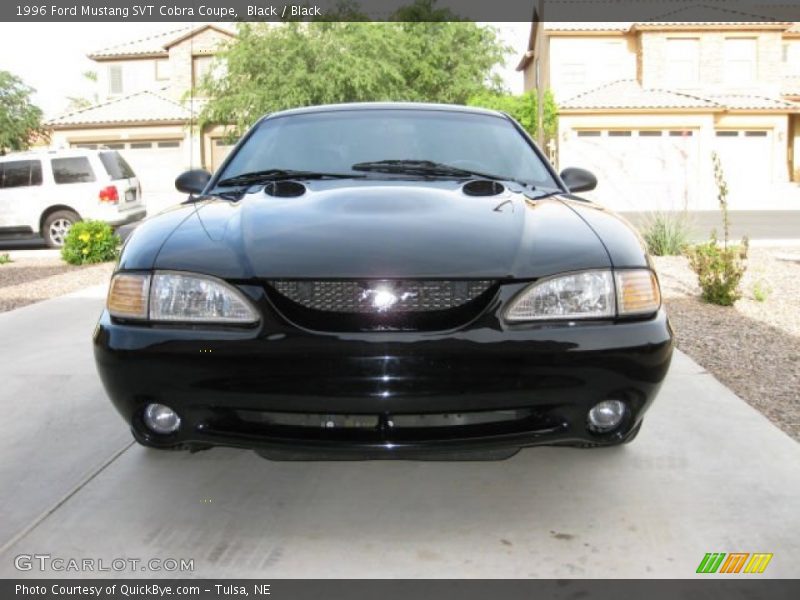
[94,103,673,460]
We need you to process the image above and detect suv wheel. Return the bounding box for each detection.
[43,210,80,248]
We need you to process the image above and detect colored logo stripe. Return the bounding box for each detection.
[696,552,773,574]
[744,554,773,574]
[720,553,749,573]
[697,553,726,573]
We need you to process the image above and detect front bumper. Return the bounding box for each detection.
[93,287,674,458]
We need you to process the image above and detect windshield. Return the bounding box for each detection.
[215,109,558,189]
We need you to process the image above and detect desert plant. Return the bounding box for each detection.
[61,220,120,265]
[752,280,771,303]
[0,252,11,265]
[684,152,749,305]
[642,212,692,256]
[685,232,748,305]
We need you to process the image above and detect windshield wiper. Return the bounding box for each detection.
[216,169,364,188]
[351,159,532,187]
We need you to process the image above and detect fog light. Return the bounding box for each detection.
[587,400,627,433]
[143,403,181,434]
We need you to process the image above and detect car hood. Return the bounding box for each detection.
[152,180,611,280]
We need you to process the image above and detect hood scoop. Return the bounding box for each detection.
[462,179,505,197]
[264,180,307,197]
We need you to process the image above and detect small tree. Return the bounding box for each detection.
[466,90,558,141]
[199,13,509,134]
[684,152,749,306]
[0,71,46,154]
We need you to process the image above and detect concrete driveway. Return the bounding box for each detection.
[0,287,798,579]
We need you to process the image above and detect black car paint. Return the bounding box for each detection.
[96,103,673,459]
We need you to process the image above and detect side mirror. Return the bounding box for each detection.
[560,167,597,193]
[175,169,212,195]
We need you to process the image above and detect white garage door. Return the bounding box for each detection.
[713,130,773,197]
[210,138,235,173]
[73,140,185,196]
[561,129,700,212]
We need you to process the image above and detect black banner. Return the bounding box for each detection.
[4,580,800,600]
[1,0,800,22]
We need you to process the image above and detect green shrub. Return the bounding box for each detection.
[0,252,11,265]
[684,233,748,306]
[684,151,749,306]
[61,220,120,265]
[752,280,771,303]
[642,212,692,256]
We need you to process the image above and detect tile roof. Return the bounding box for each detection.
[88,27,191,58]
[88,24,234,59]
[544,22,633,32]
[636,3,786,25]
[47,89,194,127]
[561,79,800,112]
[707,94,800,110]
[560,80,720,110]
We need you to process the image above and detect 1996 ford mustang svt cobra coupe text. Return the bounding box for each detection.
[93,103,673,460]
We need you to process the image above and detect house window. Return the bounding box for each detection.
[716,131,739,137]
[783,42,800,76]
[724,38,757,84]
[157,141,181,148]
[608,130,632,137]
[638,131,663,137]
[129,142,153,150]
[669,130,694,137]
[665,38,700,87]
[576,130,601,137]
[108,65,123,95]
[155,59,170,81]
[192,56,214,88]
[745,131,768,137]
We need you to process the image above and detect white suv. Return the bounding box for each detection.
[0,149,146,247]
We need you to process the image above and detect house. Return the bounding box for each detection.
[47,25,236,206]
[517,16,800,211]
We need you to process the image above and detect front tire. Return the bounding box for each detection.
[42,210,80,248]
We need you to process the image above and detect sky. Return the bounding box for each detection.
[0,22,530,119]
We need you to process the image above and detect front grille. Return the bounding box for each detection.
[265,279,497,332]
[269,280,494,313]
[220,407,565,443]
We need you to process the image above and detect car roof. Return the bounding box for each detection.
[264,102,508,121]
[0,148,109,161]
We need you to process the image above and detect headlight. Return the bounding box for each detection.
[107,271,258,324]
[505,269,659,322]
[506,270,614,321]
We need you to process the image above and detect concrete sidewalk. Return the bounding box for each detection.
[0,288,798,578]
[620,210,800,242]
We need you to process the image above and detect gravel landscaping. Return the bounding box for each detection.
[653,247,800,442]
[0,256,114,313]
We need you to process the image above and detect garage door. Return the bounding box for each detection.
[210,139,235,173]
[561,129,700,211]
[713,130,773,197]
[73,140,184,196]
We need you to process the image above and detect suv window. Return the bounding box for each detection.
[51,157,96,184]
[0,160,43,189]
[99,151,136,180]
